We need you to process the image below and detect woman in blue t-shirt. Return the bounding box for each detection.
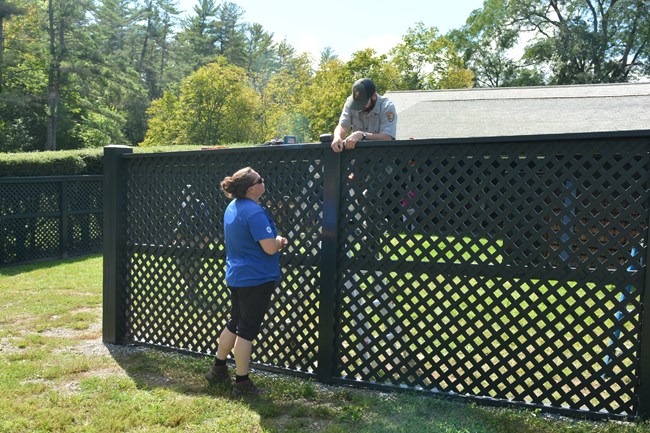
[205,167,288,396]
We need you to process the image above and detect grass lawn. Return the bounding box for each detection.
[0,255,648,432]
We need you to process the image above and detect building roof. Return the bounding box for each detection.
[385,82,650,140]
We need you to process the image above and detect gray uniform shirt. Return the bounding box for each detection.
[338,94,397,139]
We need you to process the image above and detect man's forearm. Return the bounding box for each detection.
[333,124,347,141]
[363,132,394,141]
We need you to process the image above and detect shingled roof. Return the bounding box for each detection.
[385,82,650,140]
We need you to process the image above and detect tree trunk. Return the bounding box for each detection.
[45,0,59,151]
[0,16,4,92]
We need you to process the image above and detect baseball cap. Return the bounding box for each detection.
[346,78,376,111]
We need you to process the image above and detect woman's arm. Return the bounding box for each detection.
[259,235,288,255]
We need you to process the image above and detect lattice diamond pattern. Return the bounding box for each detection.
[0,181,59,215]
[67,179,103,211]
[67,214,102,254]
[115,139,648,418]
[0,217,60,263]
[67,179,103,255]
[335,140,647,415]
[1,178,101,266]
[121,148,325,374]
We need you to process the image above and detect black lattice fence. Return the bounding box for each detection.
[103,146,325,374]
[0,176,103,267]
[103,131,650,419]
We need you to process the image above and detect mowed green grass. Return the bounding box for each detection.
[1,255,648,432]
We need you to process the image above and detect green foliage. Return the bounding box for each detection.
[0,145,213,176]
[140,91,184,147]
[0,148,103,176]
[300,58,352,141]
[1,0,648,152]
[142,58,259,146]
[0,0,153,151]
[455,0,650,86]
[261,53,313,142]
[389,22,474,90]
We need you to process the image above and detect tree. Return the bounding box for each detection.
[45,0,60,150]
[389,22,474,90]
[299,58,352,141]
[45,0,97,150]
[448,0,543,87]
[0,0,48,152]
[44,0,143,150]
[242,23,278,93]
[140,90,183,146]
[172,0,219,76]
[459,0,649,85]
[260,52,312,142]
[213,1,246,67]
[92,0,137,59]
[87,0,149,146]
[142,57,259,146]
[319,46,337,67]
[134,0,179,99]
[0,0,26,91]
[42,0,135,150]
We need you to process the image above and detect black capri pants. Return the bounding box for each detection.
[226,281,276,341]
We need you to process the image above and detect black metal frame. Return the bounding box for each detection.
[103,130,650,420]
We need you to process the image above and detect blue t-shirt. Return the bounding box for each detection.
[224,198,280,287]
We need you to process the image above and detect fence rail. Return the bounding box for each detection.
[0,175,103,267]
[102,131,650,420]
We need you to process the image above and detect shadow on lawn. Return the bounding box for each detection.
[105,342,226,396]
[0,253,101,276]
[104,342,375,431]
[103,341,511,433]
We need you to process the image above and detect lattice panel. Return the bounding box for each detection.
[67,213,102,254]
[67,179,103,212]
[0,181,60,264]
[125,250,227,351]
[0,181,59,215]
[121,148,324,374]
[334,139,648,416]
[67,179,103,255]
[1,177,102,266]
[113,138,649,418]
[0,217,60,263]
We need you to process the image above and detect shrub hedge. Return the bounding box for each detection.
[0,145,226,177]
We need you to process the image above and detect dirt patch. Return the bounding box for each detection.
[0,340,20,354]
[65,339,113,357]
[22,366,130,396]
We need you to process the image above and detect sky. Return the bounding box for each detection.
[175,0,486,62]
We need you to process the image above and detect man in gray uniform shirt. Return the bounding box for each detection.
[331,78,397,152]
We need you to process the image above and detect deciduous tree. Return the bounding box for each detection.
[389,22,474,90]
[457,0,649,85]
[142,57,259,146]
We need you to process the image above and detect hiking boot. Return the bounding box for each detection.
[205,364,230,384]
[232,379,264,397]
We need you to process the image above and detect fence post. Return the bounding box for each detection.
[60,179,69,259]
[316,149,342,383]
[103,145,132,344]
[637,202,650,418]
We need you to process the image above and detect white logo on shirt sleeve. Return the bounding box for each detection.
[266,226,272,233]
